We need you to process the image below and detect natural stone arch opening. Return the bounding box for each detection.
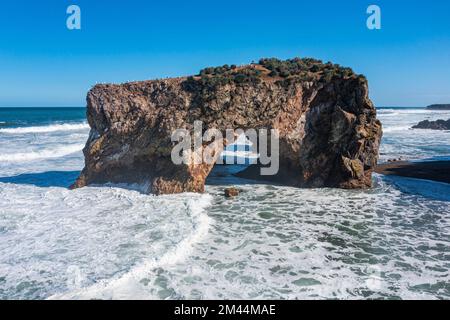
[203,133,258,187]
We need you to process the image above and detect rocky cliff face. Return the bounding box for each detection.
[72,58,382,194]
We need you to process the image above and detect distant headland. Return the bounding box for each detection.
[426,104,450,110]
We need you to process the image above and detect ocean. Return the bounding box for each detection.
[0,107,449,299]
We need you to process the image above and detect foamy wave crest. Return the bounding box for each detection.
[377,109,399,116]
[378,108,432,115]
[382,125,414,133]
[0,122,89,134]
[0,144,84,162]
[49,194,213,300]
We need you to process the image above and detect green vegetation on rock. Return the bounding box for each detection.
[182,57,364,92]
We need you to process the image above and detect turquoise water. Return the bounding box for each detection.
[0,107,449,300]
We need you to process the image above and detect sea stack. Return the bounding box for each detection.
[72,58,382,194]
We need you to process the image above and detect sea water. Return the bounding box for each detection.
[0,107,449,300]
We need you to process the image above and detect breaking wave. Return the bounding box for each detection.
[49,193,213,300]
[0,122,89,134]
[0,144,85,162]
[382,125,414,133]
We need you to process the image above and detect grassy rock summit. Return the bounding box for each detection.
[72,57,382,194]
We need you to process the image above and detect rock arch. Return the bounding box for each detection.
[72,60,382,194]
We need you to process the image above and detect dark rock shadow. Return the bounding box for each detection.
[375,161,450,184]
[0,171,80,188]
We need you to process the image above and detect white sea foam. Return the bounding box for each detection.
[0,122,89,134]
[377,109,400,116]
[49,193,213,300]
[0,144,84,162]
[382,125,414,133]
[1,110,449,300]
[378,108,450,162]
[378,108,447,115]
[0,181,213,300]
[131,178,448,300]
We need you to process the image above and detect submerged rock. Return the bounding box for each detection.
[72,57,382,194]
[412,119,450,130]
[224,187,240,198]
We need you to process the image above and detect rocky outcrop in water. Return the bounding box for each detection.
[72,58,382,194]
[412,119,450,130]
[224,187,240,198]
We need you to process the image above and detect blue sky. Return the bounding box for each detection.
[0,0,449,107]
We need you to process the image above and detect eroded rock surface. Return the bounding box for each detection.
[72,58,382,194]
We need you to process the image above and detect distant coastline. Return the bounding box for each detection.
[377,106,424,109]
[426,104,450,110]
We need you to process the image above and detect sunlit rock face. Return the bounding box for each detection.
[73,58,382,194]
